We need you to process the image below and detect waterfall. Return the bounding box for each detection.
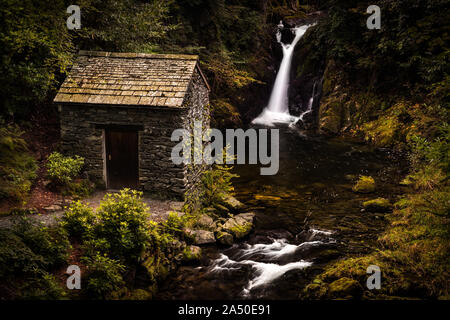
[252,23,313,127]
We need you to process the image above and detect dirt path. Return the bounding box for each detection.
[0,191,184,229]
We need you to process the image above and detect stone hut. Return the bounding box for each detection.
[54,51,210,200]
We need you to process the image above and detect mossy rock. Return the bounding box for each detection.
[352,176,376,193]
[222,212,255,239]
[220,194,244,212]
[363,198,392,212]
[328,277,363,299]
[216,231,233,246]
[182,245,202,263]
[302,283,328,299]
[129,289,152,300]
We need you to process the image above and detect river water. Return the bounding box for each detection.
[157,128,408,300]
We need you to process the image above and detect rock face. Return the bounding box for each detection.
[222,212,255,239]
[363,198,392,212]
[352,176,376,193]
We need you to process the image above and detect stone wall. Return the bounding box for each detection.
[181,67,210,206]
[59,104,186,198]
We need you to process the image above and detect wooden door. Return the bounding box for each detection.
[105,129,139,189]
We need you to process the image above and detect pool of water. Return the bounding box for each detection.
[156,128,409,300]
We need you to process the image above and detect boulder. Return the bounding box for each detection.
[182,245,202,263]
[220,194,244,212]
[363,198,392,212]
[328,277,363,299]
[352,176,376,193]
[216,231,233,246]
[191,229,216,245]
[197,214,215,229]
[222,212,255,239]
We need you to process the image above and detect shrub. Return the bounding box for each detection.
[0,229,45,278]
[200,147,239,207]
[20,271,67,300]
[12,218,71,268]
[0,217,70,279]
[82,253,125,299]
[161,211,185,238]
[46,152,84,186]
[94,189,151,263]
[0,125,37,202]
[64,179,94,199]
[61,201,96,238]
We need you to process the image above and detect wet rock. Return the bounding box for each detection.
[352,176,376,193]
[216,231,233,246]
[191,229,216,245]
[363,198,392,212]
[328,277,363,299]
[222,212,255,239]
[182,245,202,263]
[302,283,328,299]
[214,203,230,216]
[220,194,244,212]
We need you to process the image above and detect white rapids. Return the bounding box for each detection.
[206,238,326,296]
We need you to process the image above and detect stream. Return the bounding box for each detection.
[156,127,408,300]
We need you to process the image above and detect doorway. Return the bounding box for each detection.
[105,128,139,189]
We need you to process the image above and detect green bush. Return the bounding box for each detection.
[200,148,238,207]
[46,152,84,186]
[61,201,96,238]
[20,271,67,300]
[0,229,45,278]
[81,253,125,300]
[0,125,37,202]
[12,218,71,269]
[93,189,152,263]
[64,179,94,199]
[0,217,70,279]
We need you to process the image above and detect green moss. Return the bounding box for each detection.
[229,222,252,239]
[363,198,392,212]
[182,245,202,262]
[328,277,363,299]
[352,176,376,193]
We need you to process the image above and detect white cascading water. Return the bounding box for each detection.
[206,232,334,297]
[252,23,314,126]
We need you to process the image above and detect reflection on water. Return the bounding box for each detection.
[156,128,408,300]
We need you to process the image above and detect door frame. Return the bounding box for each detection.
[99,124,142,190]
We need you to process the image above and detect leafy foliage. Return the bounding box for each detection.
[81,253,125,299]
[0,124,37,202]
[0,0,74,118]
[46,152,84,186]
[60,200,96,238]
[0,218,70,299]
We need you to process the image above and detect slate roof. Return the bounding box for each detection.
[54,51,209,108]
